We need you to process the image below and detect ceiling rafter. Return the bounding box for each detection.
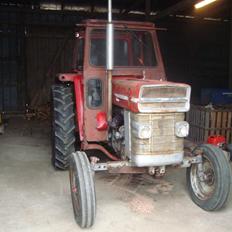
[0,0,230,20]
[151,0,196,20]
[120,0,144,15]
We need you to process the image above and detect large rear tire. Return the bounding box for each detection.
[69,151,96,228]
[186,144,231,211]
[51,84,75,170]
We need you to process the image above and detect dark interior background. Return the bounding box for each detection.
[0,0,231,111]
[157,20,230,104]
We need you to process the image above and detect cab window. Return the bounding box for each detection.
[90,29,157,67]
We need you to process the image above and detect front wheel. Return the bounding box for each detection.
[69,151,96,228]
[186,144,231,211]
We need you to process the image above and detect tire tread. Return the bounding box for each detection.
[70,152,96,228]
[51,84,75,170]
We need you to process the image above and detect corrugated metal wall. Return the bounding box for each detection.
[0,24,76,111]
[26,27,75,107]
[0,7,79,112]
[0,24,26,111]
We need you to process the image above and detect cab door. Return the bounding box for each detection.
[82,27,108,142]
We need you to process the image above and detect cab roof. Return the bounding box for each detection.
[77,19,156,30]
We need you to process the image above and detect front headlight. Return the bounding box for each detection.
[175,121,189,137]
[132,122,152,139]
[139,125,152,139]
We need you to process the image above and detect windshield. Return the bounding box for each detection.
[90,29,157,67]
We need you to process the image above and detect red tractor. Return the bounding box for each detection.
[51,1,231,228]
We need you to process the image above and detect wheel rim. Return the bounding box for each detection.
[70,165,81,219]
[190,155,216,200]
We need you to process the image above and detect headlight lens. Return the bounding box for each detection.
[139,125,152,139]
[132,124,152,139]
[175,121,189,137]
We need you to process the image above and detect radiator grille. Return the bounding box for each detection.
[130,112,184,156]
[142,86,187,98]
[138,85,190,113]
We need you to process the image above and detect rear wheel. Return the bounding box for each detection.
[51,84,75,170]
[186,144,231,211]
[69,151,96,228]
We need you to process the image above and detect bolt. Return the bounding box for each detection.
[148,167,156,175]
[90,156,100,165]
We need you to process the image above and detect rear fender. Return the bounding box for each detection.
[58,73,84,141]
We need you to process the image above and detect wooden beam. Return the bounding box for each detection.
[151,0,196,20]
[121,0,144,15]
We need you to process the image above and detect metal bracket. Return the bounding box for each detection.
[91,163,108,171]
[91,161,130,172]
[180,155,202,168]
[91,160,149,174]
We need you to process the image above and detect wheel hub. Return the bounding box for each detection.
[203,169,214,186]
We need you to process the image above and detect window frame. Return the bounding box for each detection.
[88,28,158,69]
[86,78,103,109]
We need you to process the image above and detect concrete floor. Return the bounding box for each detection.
[0,118,232,232]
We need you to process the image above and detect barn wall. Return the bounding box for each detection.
[0,7,80,111]
[0,24,26,111]
[26,27,75,107]
[157,20,230,104]
[0,6,230,111]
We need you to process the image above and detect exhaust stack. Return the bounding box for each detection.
[106,0,113,122]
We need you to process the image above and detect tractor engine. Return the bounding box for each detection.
[110,108,125,157]
[111,77,191,167]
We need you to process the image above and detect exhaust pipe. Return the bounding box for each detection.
[106,0,113,122]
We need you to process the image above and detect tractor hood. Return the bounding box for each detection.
[112,77,191,113]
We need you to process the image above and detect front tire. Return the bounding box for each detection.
[51,84,75,170]
[186,144,231,211]
[69,151,96,228]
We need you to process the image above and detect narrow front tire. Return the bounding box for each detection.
[186,144,231,211]
[69,151,96,228]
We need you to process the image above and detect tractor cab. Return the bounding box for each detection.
[60,20,188,140]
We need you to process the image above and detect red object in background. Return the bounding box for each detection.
[207,135,226,148]
[96,112,108,131]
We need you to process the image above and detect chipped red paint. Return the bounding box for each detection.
[112,77,190,113]
[58,73,77,82]
[73,76,84,140]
